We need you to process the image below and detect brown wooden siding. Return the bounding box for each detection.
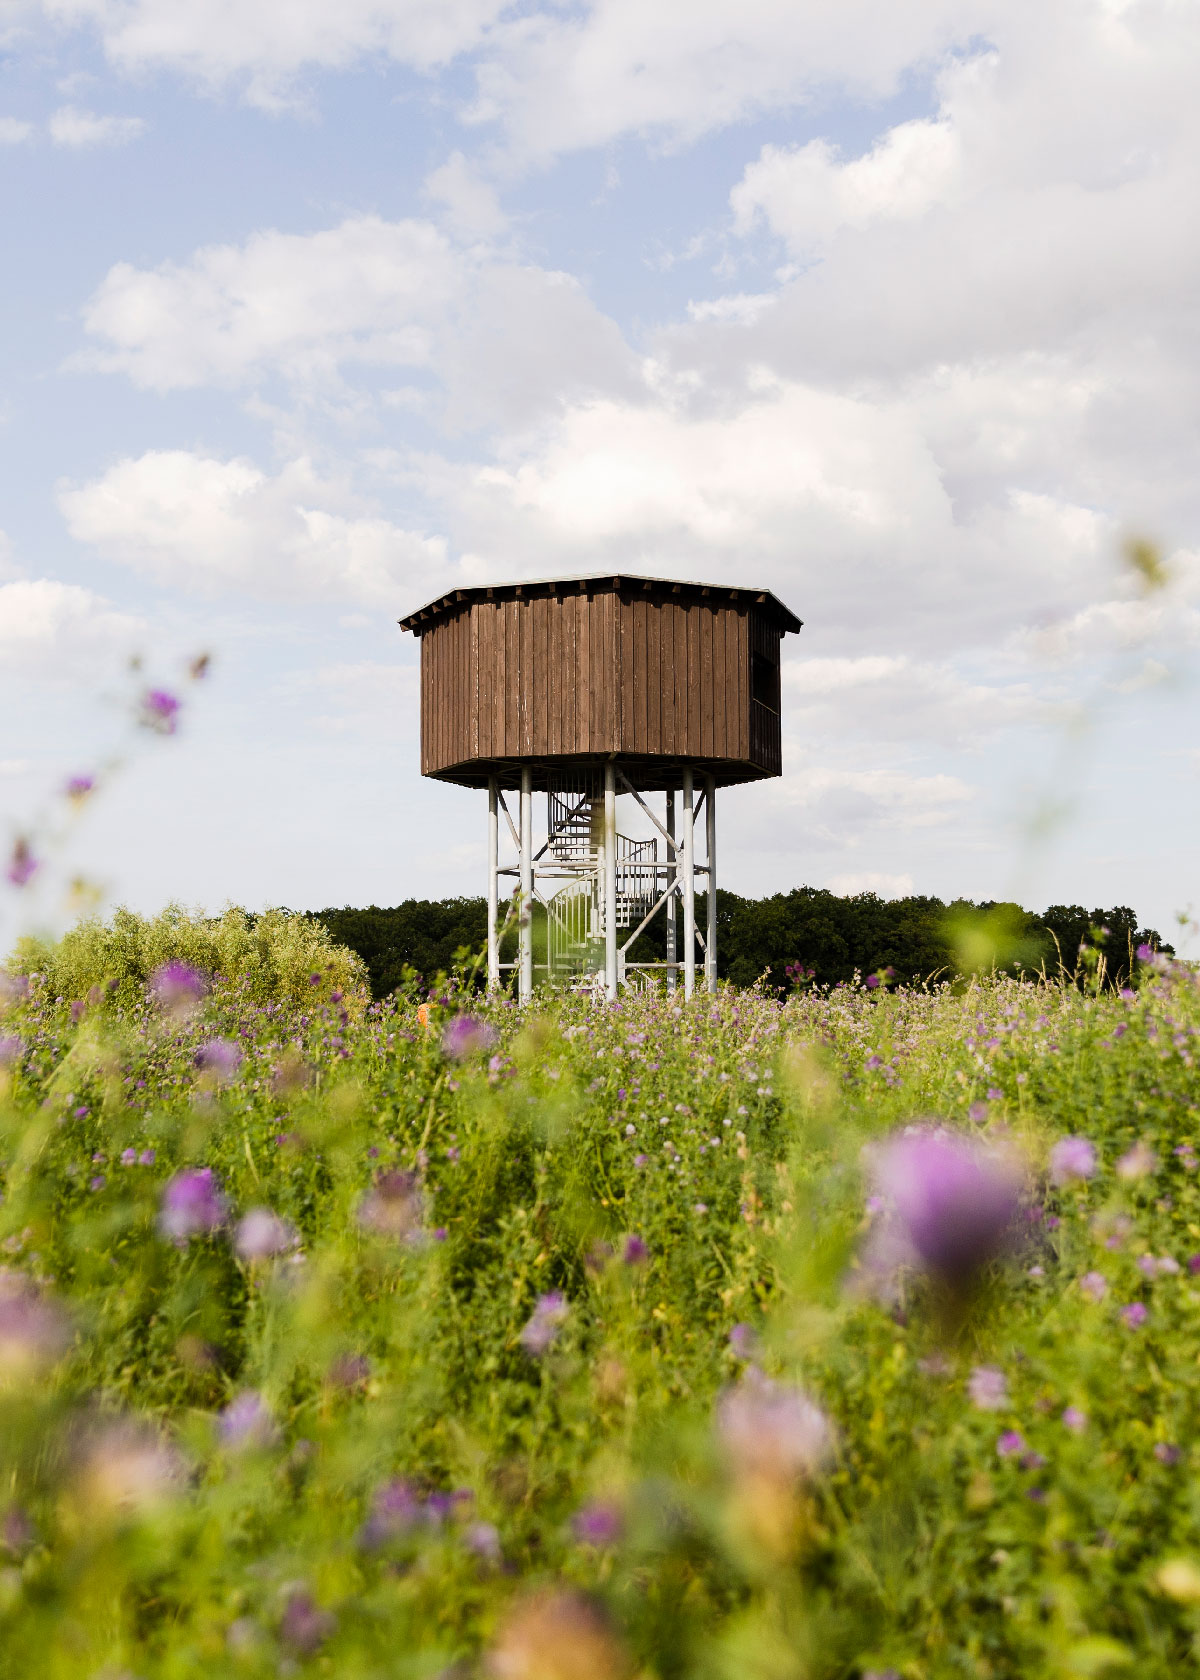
[417,584,786,787]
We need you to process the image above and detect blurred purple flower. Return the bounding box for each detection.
[150,960,206,1013]
[442,1015,498,1060]
[728,1322,759,1361]
[360,1478,422,1548]
[869,1128,1022,1289]
[968,1366,1008,1411]
[464,1520,502,1565]
[279,1590,335,1656]
[140,688,181,736]
[717,1367,833,1482]
[327,1353,370,1389]
[621,1234,648,1266]
[120,1148,137,1165]
[519,1291,569,1356]
[1122,1302,1148,1328]
[0,1036,22,1067]
[1080,1271,1108,1302]
[1050,1136,1096,1186]
[218,1390,278,1451]
[64,775,94,802]
[235,1207,296,1262]
[159,1168,226,1242]
[139,1148,156,1166]
[6,838,37,889]
[1062,1406,1087,1432]
[1117,1140,1156,1180]
[633,1153,648,1168]
[194,1038,242,1081]
[1155,1442,1181,1465]
[572,1499,624,1547]
[358,1170,424,1241]
[0,1273,70,1384]
[89,1175,105,1191]
[997,1430,1024,1457]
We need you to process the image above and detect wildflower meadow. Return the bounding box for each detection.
[1,907,1199,1678]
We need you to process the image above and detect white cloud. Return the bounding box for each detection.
[39,0,509,105]
[59,450,449,606]
[423,151,508,240]
[48,105,145,145]
[0,117,33,143]
[0,578,142,673]
[826,870,915,898]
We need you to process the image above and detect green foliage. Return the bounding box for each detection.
[2,959,1200,1675]
[11,903,368,1009]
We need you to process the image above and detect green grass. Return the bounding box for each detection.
[1,921,1199,1678]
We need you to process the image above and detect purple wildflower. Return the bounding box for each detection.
[358,1170,424,1241]
[120,1148,137,1165]
[1080,1271,1108,1302]
[572,1500,624,1547]
[139,688,181,736]
[633,1153,648,1168]
[441,1015,498,1060]
[1049,1136,1096,1186]
[360,1478,422,1548]
[89,1175,105,1191]
[64,775,94,802]
[464,1520,502,1565]
[234,1207,296,1261]
[717,1367,833,1482]
[997,1430,1025,1457]
[278,1591,335,1656]
[1062,1406,1087,1432]
[728,1322,759,1361]
[1121,1301,1148,1328]
[622,1234,649,1266]
[1155,1442,1181,1465]
[519,1291,569,1356]
[218,1391,278,1451]
[869,1127,1022,1288]
[0,1274,70,1383]
[139,1148,156,1166]
[0,1036,23,1067]
[159,1168,226,1242]
[194,1038,242,1081]
[150,960,206,1014]
[6,838,37,889]
[968,1366,1008,1411]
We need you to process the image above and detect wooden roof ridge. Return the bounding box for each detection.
[398,572,802,635]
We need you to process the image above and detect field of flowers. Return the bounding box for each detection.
[2,911,1200,1679]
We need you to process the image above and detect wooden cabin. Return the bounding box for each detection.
[398,573,802,792]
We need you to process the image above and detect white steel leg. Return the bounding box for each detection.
[487,777,499,989]
[705,775,717,994]
[519,765,533,1002]
[682,768,696,999]
[604,761,618,1000]
[665,788,676,994]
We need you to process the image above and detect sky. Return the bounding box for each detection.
[1,0,1199,951]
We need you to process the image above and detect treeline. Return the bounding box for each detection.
[309,890,1173,999]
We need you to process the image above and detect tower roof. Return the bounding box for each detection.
[398,572,802,635]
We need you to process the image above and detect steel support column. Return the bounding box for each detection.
[705,775,717,994]
[665,788,677,994]
[519,765,533,1003]
[603,761,619,1000]
[682,769,696,999]
[487,777,500,989]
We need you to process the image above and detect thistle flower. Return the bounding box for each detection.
[0,1035,22,1067]
[519,1291,569,1356]
[360,1478,422,1549]
[159,1168,226,1242]
[1062,1406,1087,1432]
[968,1366,1008,1411]
[150,960,206,1014]
[1049,1136,1096,1185]
[279,1590,335,1656]
[139,688,181,735]
[194,1038,242,1082]
[1121,1301,1148,1328]
[0,1273,69,1387]
[6,838,37,889]
[572,1499,624,1547]
[218,1391,278,1451]
[1079,1271,1108,1302]
[717,1367,833,1483]
[64,775,95,803]
[728,1322,759,1360]
[996,1430,1024,1457]
[441,1014,498,1060]
[234,1207,296,1261]
[867,1127,1022,1290]
[621,1233,648,1266]
[358,1170,424,1241]
[487,1589,632,1680]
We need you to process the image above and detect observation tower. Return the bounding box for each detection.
[399,574,801,1000]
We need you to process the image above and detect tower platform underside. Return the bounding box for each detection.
[429,752,773,794]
